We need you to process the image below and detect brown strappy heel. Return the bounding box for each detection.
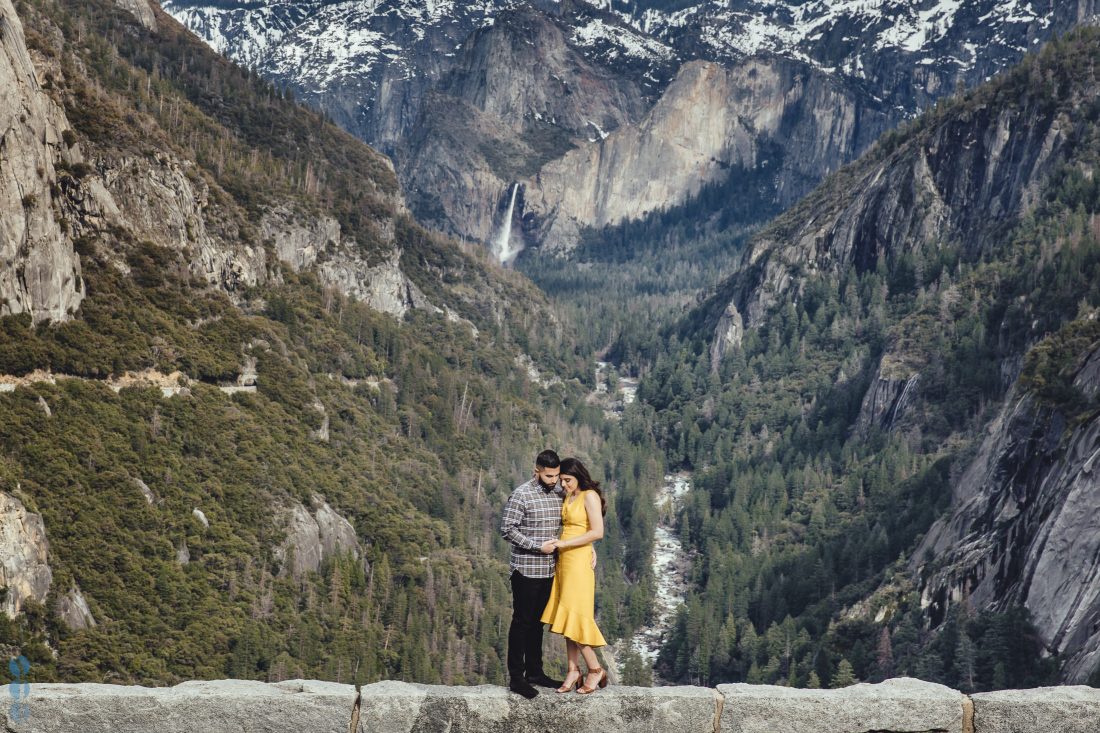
[576,667,607,694]
[557,668,581,693]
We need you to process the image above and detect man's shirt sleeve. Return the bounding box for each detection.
[500,490,540,551]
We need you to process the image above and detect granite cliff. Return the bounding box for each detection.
[393,3,659,247]
[0,0,88,322]
[0,0,443,324]
[0,491,51,618]
[914,351,1100,683]
[522,56,889,251]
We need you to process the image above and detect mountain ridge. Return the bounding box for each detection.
[641,26,1100,687]
[163,0,1100,255]
[0,0,662,686]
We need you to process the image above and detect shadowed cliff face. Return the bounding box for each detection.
[914,374,1100,683]
[720,67,1073,332]
[393,5,659,245]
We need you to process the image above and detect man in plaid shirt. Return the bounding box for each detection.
[500,449,565,698]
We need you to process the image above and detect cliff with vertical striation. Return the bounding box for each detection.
[0,0,87,321]
[522,56,889,251]
[0,491,51,618]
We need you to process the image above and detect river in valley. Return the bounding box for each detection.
[592,361,691,682]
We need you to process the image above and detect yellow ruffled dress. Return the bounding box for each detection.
[540,490,607,647]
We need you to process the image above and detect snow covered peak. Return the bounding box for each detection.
[163,0,1094,146]
[606,1,1068,80]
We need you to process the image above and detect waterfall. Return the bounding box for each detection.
[493,183,521,265]
[890,374,920,426]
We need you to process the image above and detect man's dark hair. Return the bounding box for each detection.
[535,450,560,469]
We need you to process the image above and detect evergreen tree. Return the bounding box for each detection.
[872,627,894,682]
[831,658,857,688]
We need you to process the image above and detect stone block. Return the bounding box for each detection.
[716,677,964,733]
[358,681,720,733]
[971,685,1100,733]
[3,679,355,733]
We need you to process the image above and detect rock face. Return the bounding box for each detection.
[717,677,964,733]
[276,496,361,577]
[113,0,156,32]
[259,205,343,272]
[258,205,428,318]
[57,583,96,630]
[722,80,1069,331]
[710,302,743,372]
[394,4,657,245]
[855,365,920,437]
[317,250,432,320]
[0,491,52,617]
[0,0,85,322]
[103,154,268,292]
[524,58,889,251]
[912,388,1100,683]
[164,1,1100,257]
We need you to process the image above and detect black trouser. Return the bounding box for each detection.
[507,570,553,682]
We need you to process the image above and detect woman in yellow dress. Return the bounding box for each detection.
[540,457,609,694]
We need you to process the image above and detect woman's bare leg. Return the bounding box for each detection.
[559,639,582,690]
[566,638,581,670]
[579,644,604,689]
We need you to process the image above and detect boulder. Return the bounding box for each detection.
[276,497,361,577]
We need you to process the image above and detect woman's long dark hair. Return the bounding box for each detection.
[559,457,606,516]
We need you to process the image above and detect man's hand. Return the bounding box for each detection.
[591,549,598,570]
[540,540,557,554]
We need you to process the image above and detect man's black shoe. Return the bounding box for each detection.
[525,674,564,689]
[508,680,539,699]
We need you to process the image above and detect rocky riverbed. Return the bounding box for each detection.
[628,473,692,674]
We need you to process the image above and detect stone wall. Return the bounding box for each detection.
[3,677,1098,732]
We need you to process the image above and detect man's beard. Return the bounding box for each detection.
[537,477,558,491]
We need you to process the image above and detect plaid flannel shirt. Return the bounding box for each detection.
[500,477,563,578]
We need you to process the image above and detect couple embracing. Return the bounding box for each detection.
[500,450,608,698]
